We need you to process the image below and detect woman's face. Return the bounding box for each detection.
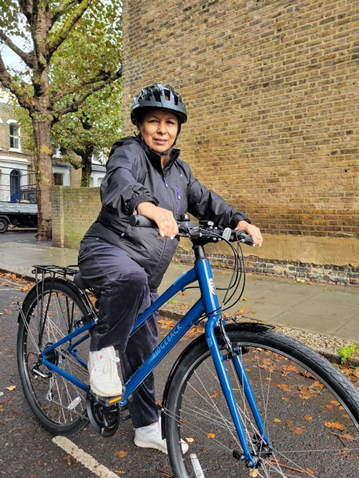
[138,110,179,154]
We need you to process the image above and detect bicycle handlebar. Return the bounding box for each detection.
[129,214,253,246]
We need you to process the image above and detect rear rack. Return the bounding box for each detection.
[32,265,79,279]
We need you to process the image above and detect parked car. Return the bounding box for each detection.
[0,202,38,233]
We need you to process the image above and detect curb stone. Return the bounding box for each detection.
[3,267,358,367]
[159,305,359,366]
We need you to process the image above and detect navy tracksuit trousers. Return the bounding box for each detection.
[78,239,159,428]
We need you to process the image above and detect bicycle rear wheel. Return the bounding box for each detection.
[17,278,92,435]
[165,324,359,477]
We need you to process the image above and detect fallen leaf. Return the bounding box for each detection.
[324,421,345,431]
[5,385,16,391]
[207,433,215,439]
[185,437,194,443]
[249,470,258,477]
[274,418,281,423]
[158,469,173,477]
[305,416,313,421]
[210,391,221,399]
[291,427,305,435]
[117,451,128,458]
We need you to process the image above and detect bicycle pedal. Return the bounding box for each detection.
[88,390,124,407]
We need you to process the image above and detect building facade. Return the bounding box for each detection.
[0,88,34,202]
[121,0,359,283]
[0,88,106,203]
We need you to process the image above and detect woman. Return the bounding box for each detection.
[78,83,262,453]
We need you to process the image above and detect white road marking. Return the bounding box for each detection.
[52,436,119,477]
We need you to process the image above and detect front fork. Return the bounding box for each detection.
[195,254,271,468]
[205,316,272,469]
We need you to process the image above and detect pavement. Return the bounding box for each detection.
[0,236,358,363]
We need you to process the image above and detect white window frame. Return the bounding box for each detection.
[7,120,21,151]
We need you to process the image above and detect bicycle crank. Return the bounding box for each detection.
[86,391,121,437]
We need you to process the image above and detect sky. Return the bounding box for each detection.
[1,34,29,71]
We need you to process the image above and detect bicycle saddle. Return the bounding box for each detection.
[73,271,91,290]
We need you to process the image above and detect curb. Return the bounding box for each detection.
[2,267,358,367]
[158,305,359,366]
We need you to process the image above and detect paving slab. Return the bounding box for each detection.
[0,241,358,362]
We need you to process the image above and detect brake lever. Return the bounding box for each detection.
[178,222,201,238]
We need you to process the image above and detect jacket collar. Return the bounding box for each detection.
[134,135,180,173]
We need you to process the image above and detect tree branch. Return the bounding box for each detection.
[19,0,34,25]
[0,54,33,111]
[51,0,79,24]
[0,31,34,68]
[53,67,122,121]
[48,0,93,55]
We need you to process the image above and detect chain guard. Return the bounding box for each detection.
[86,391,121,437]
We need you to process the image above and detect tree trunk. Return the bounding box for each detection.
[32,117,54,240]
[80,154,93,188]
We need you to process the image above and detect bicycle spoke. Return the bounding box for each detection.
[166,329,359,477]
[18,280,90,434]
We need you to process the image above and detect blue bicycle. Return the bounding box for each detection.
[17,216,359,477]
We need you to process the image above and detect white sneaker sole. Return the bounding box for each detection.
[134,437,168,454]
[90,383,123,398]
[134,437,189,455]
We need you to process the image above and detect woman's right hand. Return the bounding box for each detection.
[136,202,179,239]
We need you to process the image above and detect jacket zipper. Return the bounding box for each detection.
[163,176,182,216]
[175,185,182,215]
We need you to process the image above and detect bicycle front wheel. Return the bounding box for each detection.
[17,278,92,435]
[165,324,359,477]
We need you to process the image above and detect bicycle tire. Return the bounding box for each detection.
[165,324,359,477]
[17,278,91,435]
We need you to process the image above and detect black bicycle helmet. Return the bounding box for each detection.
[131,84,188,125]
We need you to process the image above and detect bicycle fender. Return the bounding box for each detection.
[160,321,273,439]
[17,276,93,323]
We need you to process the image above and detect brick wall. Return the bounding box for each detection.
[122,0,359,280]
[52,186,100,249]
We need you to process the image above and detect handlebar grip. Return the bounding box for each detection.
[129,215,157,227]
[235,230,253,245]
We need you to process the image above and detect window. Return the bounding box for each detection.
[54,173,64,185]
[9,122,20,150]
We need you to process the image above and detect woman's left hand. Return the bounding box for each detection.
[235,221,263,247]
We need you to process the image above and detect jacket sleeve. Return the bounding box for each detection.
[100,142,158,215]
[186,166,250,228]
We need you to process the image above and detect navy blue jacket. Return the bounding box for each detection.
[82,136,250,290]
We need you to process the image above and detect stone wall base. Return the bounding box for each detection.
[173,247,359,287]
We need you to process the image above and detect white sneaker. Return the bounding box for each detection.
[88,346,123,397]
[134,423,189,455]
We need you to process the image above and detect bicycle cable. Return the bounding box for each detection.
[187,229,247,323]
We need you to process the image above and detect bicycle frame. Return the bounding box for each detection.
[40,246,269,467]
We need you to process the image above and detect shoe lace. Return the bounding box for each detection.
[97,356,120,377]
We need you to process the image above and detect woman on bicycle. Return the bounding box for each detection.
[78,83,263,453]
